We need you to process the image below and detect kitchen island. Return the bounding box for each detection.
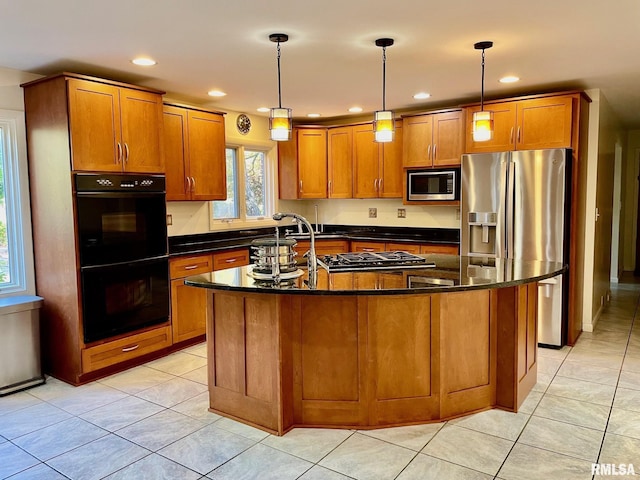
[185,255,564,435]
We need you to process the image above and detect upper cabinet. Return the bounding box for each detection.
[163,104,226,201]
[327,126,353,198]
[278,128,328,199]
[402,110,463,168]
[353,121,403,198]
[67,78,164,173]
[464,94,574,153]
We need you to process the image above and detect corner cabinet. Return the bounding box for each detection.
[464,94,575,153]
[163,104,227,201]
[279,128,328,199]
[67,77,165,173]
[402,110,464,168]
[353,121,403,198]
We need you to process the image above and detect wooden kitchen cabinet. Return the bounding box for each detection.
[350,241,386,253]
[278,127,328,199]
[386,242,421,254]
[352,241,459,255]
[68,77,164,173]
[164,104,226,201]
[353,121,403,198]
[295,239,349,256]
[170,254,213,344]
[327,126,353,198]
[213,248,250,270]
[464,93,575,153]
[403,110,464,168]
[420,244,459,255]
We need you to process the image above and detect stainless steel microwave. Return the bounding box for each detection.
[407,168,460,201]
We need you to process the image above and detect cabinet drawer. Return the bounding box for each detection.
[420,244,459,255]
[170,254,213,278]
[386,242,421,254]
[82,325,171,373]
[213,248,250,271]
[350,241,385,253]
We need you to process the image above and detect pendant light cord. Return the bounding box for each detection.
[382,46,387,111]
[480,48,485,111]
[276,41,283,109]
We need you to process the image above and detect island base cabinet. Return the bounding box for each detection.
[204,284,538,435]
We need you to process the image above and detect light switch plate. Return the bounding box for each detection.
[166,214,173,226]
[368,208,377,218]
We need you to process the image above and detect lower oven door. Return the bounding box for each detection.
[81,256,170,344]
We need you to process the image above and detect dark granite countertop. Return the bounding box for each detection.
[169,225,460,256]
[184,254,565,296]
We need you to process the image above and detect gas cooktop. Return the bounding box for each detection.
[317,251,435,272]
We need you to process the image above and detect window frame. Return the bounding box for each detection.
[0,109,35,296]
[210,141,278,231]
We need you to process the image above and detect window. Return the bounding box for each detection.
[211,146,276,228]
[0,110,35,296]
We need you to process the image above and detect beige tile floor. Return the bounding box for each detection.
[1,278,639,480]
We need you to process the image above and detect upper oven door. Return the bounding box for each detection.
[76,189,168,266]
[407,169,459,201]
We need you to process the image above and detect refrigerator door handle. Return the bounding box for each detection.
[506,158,515,258]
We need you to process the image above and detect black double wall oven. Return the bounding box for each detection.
[75,173,170,344]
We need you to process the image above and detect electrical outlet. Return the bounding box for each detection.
[166,214,173,226]
[397,208,406,218]
[368,207,377,218]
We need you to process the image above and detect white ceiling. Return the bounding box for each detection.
[2,0,640,127]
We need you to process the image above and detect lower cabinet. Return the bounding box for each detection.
[296,239,349,256]
[170,248,249,345]
[351,240,459,255]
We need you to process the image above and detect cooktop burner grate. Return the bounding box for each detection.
[318,251,435,272]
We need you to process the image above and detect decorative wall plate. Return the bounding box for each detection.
[236,113,251,134]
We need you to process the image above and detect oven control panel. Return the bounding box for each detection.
[75,173,166,193]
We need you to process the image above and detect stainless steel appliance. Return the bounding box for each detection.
[318,251,434,272]
[407,167,460,201]
[75,173,170,343]
[460,148,571,347]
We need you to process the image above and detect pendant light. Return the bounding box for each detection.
[472,41,494,142]
[269,33,292,142]
[373,38,395,143]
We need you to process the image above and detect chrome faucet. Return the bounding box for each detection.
[272,212,317,286]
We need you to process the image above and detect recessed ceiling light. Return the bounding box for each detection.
[500,76,520,84]
[413,92,431,99]
[257,107,270,113]
[207,90,226,97]
[307,113,321,118]
[131,57,157,66]
[349,107,363,113]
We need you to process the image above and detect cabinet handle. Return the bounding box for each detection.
[517,126,521,143]
[116,143,122,164]
[225,258,238,263]
[378,178,383,193]
[363,248,375,252]
[121,344,139,353]
[510,127,514,144]
[185,176,191,192]
[191,176,196,192]
[328,180,332,194]
[427,144,431,160]
[433,144,437,160]
[374,179,378,192]
[124,143,130,163]
[299,180,303,193]
[184,265,198,270]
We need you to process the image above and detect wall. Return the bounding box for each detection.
[582,89,623,331]
[623,130,640,272]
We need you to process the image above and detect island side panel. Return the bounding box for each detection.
[438,289,497,419]
[366,294,441,424]
[291,295,369,427]
[207,291,282,433]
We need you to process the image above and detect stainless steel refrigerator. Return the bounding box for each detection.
[460,148,571,347]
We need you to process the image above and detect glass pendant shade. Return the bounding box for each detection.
[269,109,292,141]
[472,110,494,142]
[373,110,395,143]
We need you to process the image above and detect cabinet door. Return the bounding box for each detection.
[516,96,573,150]
[68,78,122,172]
[119,88,165,173]
[298,129,328,199]
[351,241,385,253]
[380,121,403,198]
[328,126,353,198]
[163,106,189,200]
[464,102,517,153]
[188,110,227,200]
[402,115,433,167]
[171,278,208,344]
[432,111,463,166]
[353,125,379,198]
